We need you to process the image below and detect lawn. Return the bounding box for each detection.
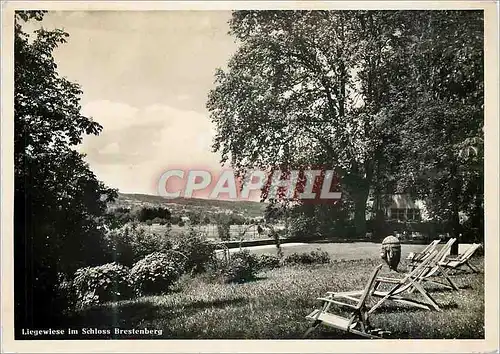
[226,242,475,260]
[63,256,484,340]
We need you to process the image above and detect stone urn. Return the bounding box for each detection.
[380,235,401,271]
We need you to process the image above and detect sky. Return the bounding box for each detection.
[29,11,238,195]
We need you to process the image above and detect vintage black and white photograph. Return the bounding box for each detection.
[2,1,499,352]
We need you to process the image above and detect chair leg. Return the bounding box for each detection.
[466,261,479,273]
[422,278,454,291]
[411,281,441,311]
[368,284,403,315]
[385,296,433,310]
[350,328,382,339]
[360,310,370,331]
[303,320,321,338]
[440,267,459,290]
[303,300,331,338]
[408,279,421,294]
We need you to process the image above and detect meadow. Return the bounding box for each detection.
[63,248,484,340]
[144,223,271,240]
[115,193,267,218]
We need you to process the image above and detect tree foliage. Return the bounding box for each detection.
[137,206,171,222]
[208,10,419,235]
[14,11,117,328]
[207,10,483,242]
[392,11,484,252]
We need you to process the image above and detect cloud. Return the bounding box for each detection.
[99,142,120,155]
[176,94,191,101]
[79,100,222,194]
[82,100,143,131]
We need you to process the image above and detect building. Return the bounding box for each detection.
[368,194,429,222]
[386,194,428,222]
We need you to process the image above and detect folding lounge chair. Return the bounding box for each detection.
[439,243,482,274]
[407,239,441,264]
[409,238,459,291]
[366,250,443,314]
[313,252,442,321]
[304,264,389,339]
[412,240,481,292]
[408,238,455,271]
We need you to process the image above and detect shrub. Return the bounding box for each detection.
[220,250,259,283]
[137,206,171,222]
[173,229,217,274]
[130,253,182,296]
[169,215,179,224]
[217,222,231,241]
[257,254,281,270]
[103,224,173,266]
[152,217,163,224]
[72,263,133,308]
[283,249,331,265]
[57,273,76,310]
[288,215,319,240]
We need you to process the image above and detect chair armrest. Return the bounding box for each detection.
[376,277,403,284]
[317,297,358,310]
[438,260,456,267]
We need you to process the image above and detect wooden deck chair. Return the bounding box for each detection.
[407,239,441,264]
[304,264,389,339]
[409,238,458,291]
[408,238,455,271]
[365,251,443,314]
[439,243,482,274]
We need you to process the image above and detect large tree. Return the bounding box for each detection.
[208,10,410,236]
[14,11,116,329]
[393,11,484,254]
[208,10,483,244]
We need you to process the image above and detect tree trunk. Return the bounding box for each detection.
[354,202,367,237]
[374,209,386,239]
[449,165,462,255]
[373,187,387,239]
[450,210,461,255]
[352,188,370,238]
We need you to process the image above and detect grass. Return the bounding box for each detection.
[226,242,475,260]
[62,256,484,340]
[144,223,272,240]
[245,242,415,259]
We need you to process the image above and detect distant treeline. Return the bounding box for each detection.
[106,206,252,228]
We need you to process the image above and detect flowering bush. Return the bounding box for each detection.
[129,252,182,295]
[220,250,259,283]
[103,223,173,266]
[173,229,217,274]
[72,263,133,308]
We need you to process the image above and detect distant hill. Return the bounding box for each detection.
[112,193,267,218]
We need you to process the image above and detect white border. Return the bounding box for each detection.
[1,1,498,353]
